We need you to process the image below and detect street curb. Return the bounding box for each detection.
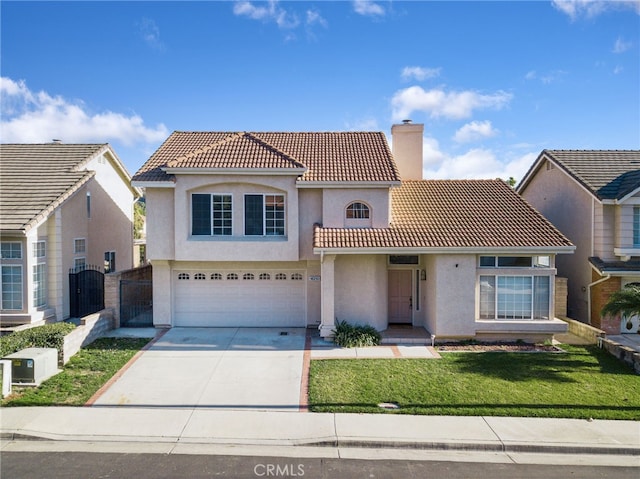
[3,431,639,456]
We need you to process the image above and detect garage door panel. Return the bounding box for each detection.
[174,271,305,327]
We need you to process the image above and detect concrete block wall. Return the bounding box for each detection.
[62,309,114,364]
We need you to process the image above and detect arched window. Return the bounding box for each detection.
[211,273,223,280]
[194,273,206,280]
[259,273,271,280]
[243,273,255,280]
[275,273,287,280]
[291,273,303,281]
[178,273,190,280]
[346,202,370,219]
[227,273,238,280]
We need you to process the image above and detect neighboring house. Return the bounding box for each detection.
[0,143,140,326]
[132,123,574,341]
[517,150,640,334]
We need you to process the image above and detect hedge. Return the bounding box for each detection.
[0,322,76,363]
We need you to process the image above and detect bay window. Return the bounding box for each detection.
[480,275,550,320]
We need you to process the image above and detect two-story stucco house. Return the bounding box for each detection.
[0,143,140,326]
[517,150,640,334]
[132,122,574,341]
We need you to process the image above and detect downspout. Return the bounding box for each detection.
[587,273,611,326]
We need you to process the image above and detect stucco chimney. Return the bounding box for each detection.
[391,120,424,180]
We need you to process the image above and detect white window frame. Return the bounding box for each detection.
[243,193,286,237]
[74,238,86,254]
[73,257,87,271]
[191,193,233,236]
[1,264,23,310]
[33,240,46,259]
[479,274,550,320]
[33,262,47,308]
[1,242,22,260]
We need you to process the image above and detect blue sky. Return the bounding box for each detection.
[1,1,639,181]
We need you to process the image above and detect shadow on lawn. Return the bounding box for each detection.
[446,346,634,382]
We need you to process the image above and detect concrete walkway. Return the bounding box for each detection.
[1,407,638,464]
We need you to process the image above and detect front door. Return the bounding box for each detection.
[388,270,412,324]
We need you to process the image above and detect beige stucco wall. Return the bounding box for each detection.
[298,189,322,260]
[1,158,135,323]
[519,161,593,322]
[334,254,387,331]
[146,188,175,261]
[426,255,477,337]
[172,175,300,262]
[321,188,390,228]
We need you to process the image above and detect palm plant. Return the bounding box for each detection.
[601,285,640,332]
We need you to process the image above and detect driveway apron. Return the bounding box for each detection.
[92,328,306,411]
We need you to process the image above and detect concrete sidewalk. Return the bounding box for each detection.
[1,407,639,459]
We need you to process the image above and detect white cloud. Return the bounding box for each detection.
[421,139,536,182]
[401,66,441,81]
[613,36,633,53]
[353,0,385,16]
[138,18,164,50]
[233,1,300,29]
[391,86,513,121]
[306,9,328,28]
[0,77,168,146]
[551,0,640,20]
[524,69,567,84]
[453,120,498,143]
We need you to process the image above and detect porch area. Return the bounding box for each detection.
[380,325,433,345]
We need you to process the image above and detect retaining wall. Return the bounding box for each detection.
[62,309,114,365]
[599,337,640,374]
[558,317,604,344]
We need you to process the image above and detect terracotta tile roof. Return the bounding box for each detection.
[0,144,106,232]
[521,150,640,200]
[132,131,400,183]
[314,180,574,250]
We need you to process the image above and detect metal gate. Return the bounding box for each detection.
[120,279,153,327]
[69,265,104,318]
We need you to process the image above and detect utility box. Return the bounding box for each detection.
[0,360,11,397]
[3,348,60,386]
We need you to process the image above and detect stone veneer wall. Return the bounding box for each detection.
[554,277,568,318]
[600,338,640,374]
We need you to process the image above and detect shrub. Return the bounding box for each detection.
[333,320,381,348]
[0,322,76,363]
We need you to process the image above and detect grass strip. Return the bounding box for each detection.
[308,345,640,420]
[1,337,150,407]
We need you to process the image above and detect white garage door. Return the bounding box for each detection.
[173,270,306,327]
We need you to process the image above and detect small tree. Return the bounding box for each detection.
[601,285,640,331]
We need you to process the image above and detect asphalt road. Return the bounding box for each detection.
[1,452,636,479]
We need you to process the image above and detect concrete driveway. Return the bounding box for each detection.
[92,328,307,411]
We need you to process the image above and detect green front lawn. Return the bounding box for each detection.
[1,337,150,407]
[308,345,640,420]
